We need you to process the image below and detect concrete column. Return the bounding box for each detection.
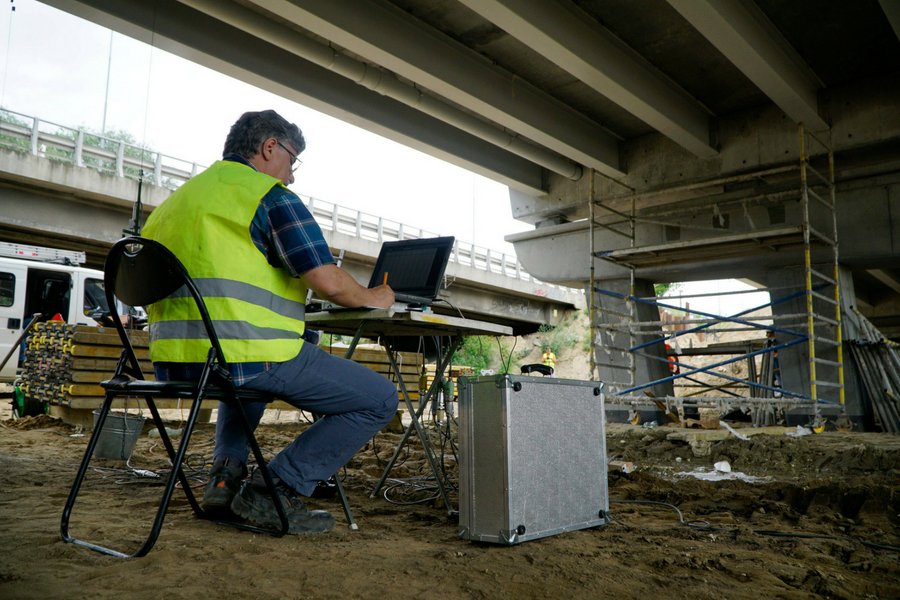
[766,264,864,425]
[591,277,671,421]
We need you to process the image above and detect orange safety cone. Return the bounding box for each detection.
[51,313,64,321]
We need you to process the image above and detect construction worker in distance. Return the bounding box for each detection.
[665,342,680,375]
[541,345,557,375]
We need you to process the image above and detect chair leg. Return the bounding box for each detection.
[60,392,212,558]
[131,393,211,556]
[60,394,131,557]
[219,398,289,536]
[142,396,203,515]
[331,473,358,530]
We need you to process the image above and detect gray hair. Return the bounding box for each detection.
[223,110,306,159]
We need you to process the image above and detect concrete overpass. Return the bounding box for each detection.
[0,110,584,335]
[17,1,900,424]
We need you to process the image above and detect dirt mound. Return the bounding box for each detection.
[2,414,71,431]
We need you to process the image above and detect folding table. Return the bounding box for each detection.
[307,307,512,512]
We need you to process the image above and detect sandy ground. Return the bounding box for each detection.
[0,401,898,600]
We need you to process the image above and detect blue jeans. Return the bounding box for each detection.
[215,342,398,496]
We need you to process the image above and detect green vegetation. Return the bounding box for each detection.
[452,336,526,374]
[654,282,680,297]
[536,311,584,356]
[0,110,31,153]
[452,336,495,373]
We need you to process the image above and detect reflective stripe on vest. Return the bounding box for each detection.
[168,278,306,321]
[150,320,301,341]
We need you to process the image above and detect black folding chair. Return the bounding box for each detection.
[60,236,319,557]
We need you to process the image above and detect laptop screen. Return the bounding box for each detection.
[367,237,455,299]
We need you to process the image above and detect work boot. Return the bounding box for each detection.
[201,457,246,517]
[231,469,335,534]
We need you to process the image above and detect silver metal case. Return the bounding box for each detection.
[458,375,609,544]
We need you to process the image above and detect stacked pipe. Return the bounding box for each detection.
[19,321,152,409]
[847,313,900,433]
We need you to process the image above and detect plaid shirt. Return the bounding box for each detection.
[154,156,333,386]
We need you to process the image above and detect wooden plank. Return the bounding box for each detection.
[68,344,150,359]
[69,357,153,372]
[48,405,96,430]
[63,324,149,343]
[70,330,149,347]
[321,345,421,366]
[68,370,157,383]
[352,360,420,375]
[68,370,112,383]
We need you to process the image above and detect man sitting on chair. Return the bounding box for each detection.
[142,110,397,534]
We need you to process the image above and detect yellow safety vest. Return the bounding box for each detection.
[142,160,307,364]
[542,351,556,368]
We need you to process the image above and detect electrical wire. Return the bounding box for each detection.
[496,335,517,373]
[432,298,465,319]
[88,449,210,489]
[381,476,441,505]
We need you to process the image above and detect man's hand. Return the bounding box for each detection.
[303,264,395,308]
[367,284,395,309]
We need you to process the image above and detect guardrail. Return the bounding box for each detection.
[0,108,198,189]
[0,108,581,293]
[300,194,535,281]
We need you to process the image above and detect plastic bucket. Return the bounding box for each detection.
[92,410,146,461]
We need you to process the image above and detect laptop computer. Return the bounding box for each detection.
[313,236,455,311]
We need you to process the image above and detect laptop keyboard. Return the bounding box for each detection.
[393,292,432,305]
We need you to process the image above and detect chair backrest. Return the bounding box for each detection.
[104,236,227,374]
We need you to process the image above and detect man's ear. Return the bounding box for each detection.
[249,138,275,171]
[260,137,277,162]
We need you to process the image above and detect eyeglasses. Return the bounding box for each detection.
[276,140,302,172]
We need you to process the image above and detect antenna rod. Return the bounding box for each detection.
[124,169,144,236]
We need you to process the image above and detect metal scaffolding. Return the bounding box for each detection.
[588,124,844,427]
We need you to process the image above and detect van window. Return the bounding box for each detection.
[0,272,13,307]
[83,278,110,317]
[25,270,72,322]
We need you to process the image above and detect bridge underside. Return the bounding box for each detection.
[38,0,900,342]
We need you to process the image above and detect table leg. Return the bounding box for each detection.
[371,336,463,514]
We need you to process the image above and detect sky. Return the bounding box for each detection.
[0,0,530,256]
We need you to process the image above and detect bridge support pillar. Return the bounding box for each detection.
[592,277,672,414]
[766,265,865,426]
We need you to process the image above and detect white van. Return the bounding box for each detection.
[0,242,110,381]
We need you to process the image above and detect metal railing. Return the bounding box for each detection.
[0,108,579,292]
[300,194,538,282]
[0,108,198,189]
